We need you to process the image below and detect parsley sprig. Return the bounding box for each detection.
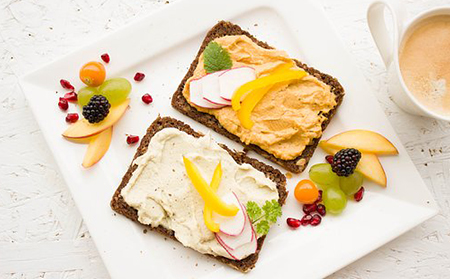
[246,200,282,235]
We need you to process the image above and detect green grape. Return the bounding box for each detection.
[339,171,364,196]
[323,187,347,215]
[309,163,339,189]
[98,77,131,105]
[78,86,98,107]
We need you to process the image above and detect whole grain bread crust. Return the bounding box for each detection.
[111,116,287,273]
[171,21,345,173]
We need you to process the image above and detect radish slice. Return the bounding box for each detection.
[219,67,256,101]
[202,71,231,106]
[216,213,253,250]
[189,78,224,109]
[216,226,257,260]
[212,192,246,236]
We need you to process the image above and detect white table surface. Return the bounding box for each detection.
[1,0,449,278]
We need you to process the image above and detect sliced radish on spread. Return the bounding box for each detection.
[202,71,231,106]
[212,192,246,236]
[216,213,253,250]
[219,67,256,101]
[189,78,224,109]
[216,225,257,260]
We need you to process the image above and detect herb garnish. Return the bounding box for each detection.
[203,41,232,73]
[246,199,282,235]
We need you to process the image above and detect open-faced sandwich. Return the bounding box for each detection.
[111,117,287,272]
[172,21,344,173]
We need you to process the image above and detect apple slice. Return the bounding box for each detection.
[63,99,130,139]
[216,213,253,250]
[189,78,224,109]
[202,71,231,106]
[319,141,387,187]
[216,224,257,260]
[212,192,246,236]
[82,127,113,168]
[325,130,398,155]
[219,67,256,101]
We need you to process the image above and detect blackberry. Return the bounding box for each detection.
[331,148,361,177]
[82,95,111,123]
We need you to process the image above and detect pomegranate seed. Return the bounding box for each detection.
[325,155,334,164]
[142,93,153,104]
[286,218,301,229]
[127,135,139,145]
[310,214,322,226]
[300,214,313,226]
[303,203,317,214]
[60,79,74,90]
[316,204,326,216]
[134,72,145,81]
[101,53,110,63]
[315,190,323,203]
[354,187,365,202]
[65,113,79,123]
[64,91,78,102]
[58,97,68,110]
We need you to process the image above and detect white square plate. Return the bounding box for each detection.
[20,0,439,278]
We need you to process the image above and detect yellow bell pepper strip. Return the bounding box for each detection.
[237,86,272,129]
[203,162,222,232]
[231,69,307,111]
[183,157,239,217]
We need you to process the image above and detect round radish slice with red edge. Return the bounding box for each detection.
[201,71,231,106]
[189,78,224,109]
[212,192,246,236]
[216,226,257,260]
[219,67,256,101]
[216,213,253,250]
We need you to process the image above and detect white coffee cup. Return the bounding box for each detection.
[368,0,450,121]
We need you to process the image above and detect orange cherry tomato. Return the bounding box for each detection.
[79,61,106,87]
[294,179,319,204]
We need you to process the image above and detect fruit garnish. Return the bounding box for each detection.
[203,162,222,232]
[182,157,239,217]
[60,79,74,90]
[65,113,79,123]
[126,135,139,145]
[101,53,110,63]
[324,130,398,155]
[294,179,319,204]
[64,91,78,102]
[78,87,99,107]
[302,203,317,214]
[142,93,153,104]
[310,214,322,226]
[134,72,145,82]
[203,41,232,74]
[231,69,306,111]
[300,214,312,226]
[286,218,301,229]
[320,141,387,187]
[58,97,69,111]
[322,187,347,215]
[98,78,132,105]
[331,148,362,177]
[339,171,363,196]
[316,204,326,216]
[80,61,106,87]
[63,99,130,139]
[309,163,339,188]
[246,199,281,235]
[325,155,334,164]
[82,95,111,124]
[354,187,365,202]
[82,127,112,168]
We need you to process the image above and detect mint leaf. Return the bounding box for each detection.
[203,41,232,73]
[263,200,282,223]
[256,220,270,235]
[246,201,262,222]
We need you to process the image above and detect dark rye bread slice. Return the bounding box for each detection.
[111,116,287,273]
[171,21,345,173]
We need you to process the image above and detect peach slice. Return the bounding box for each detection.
[325,130,398,155]
[82,127,112,168]
[63,99,129,139]
[319,141,387,187]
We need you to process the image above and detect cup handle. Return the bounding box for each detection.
[367,0,406,68]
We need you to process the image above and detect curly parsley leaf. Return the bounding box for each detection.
[246,199,282,235]
[203,41,232,73]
